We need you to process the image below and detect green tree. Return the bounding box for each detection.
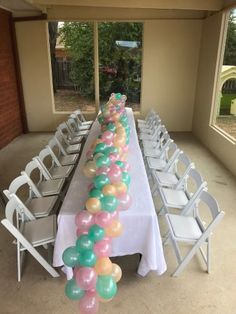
[59,22,142,102]
[223,10,236,65]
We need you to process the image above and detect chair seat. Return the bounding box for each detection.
[82,121,93,126]
[144,146,161,157]
[38,178,65,196]
[155,171,179,187]
[59,154,78,166]
[50,165,73,179]
[139,132,154,140]
[161,187,189,208]
[143,140,158,149]
[147,157,167,170]
[23,215,57,247]
[69,135,83,145]
[79,124,90,130]
[166,214,202,240]
[74,129,89,137]
[27,196,58,217]
[66,143,81,154]
[139,127,153,134]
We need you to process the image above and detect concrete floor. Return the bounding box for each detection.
[0,132,236,314]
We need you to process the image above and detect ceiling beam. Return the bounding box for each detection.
[30,0,224,11]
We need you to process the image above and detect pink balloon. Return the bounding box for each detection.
[101,130,114,141]
[76,267,97,291]
[107,164,122,183]
[96,166,110,175]
[94,211,112,228]
[76,228,88,237]
[117,193,132,211]
[78,293,99,314]
[109,153,120,163]
[123,145,129,153]
[110,210,119,220]
[75,211,94,231]
[94,239,112,257]
[103,139,113,147]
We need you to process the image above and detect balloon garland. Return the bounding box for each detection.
[63,93,132,313]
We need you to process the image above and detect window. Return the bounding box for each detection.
[48,21,143,113]
[213,9,236,140]
[48,22,96,113]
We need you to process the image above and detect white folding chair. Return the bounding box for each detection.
[157,168,208,216]
[1,197,59,281]
[72,109,93,126]
[47,137,79,166]
[3,174,58,218]
[143,131,170,158]
[36,147,74,180]
[139,123,165,142]
[55,131,81,155]
[164,190,225,276]
[67,116,90,135]
[22,160,65,197]
[139,116,161,134]
[151,152,194,190]
[137,110,156,127]
[57,122,83,144]
[146,141,181,172]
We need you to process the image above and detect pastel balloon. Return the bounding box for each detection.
[122,145,129,153]
[78,293,99,314]
[110,210,119,220]
[75,211,95,230]
[96,155,111,168]
[113,182,127,196]
[95,257,113,275]
[115,160,124,168]
[94,211,112,228]
[86,198,101,214]
[109,153,120,163]
[88,224,105,242]
[89,188,104,200]
[101,195,118,213]
[78,250,97,267]
[62,246,80,267]
[94,239,112,257]
[107,165,122,183]
[96,166,110,176]
[106,123,116,133]
[76,228,88,237]
[122,171,131,187]
[83,160,97,178]
[65,278,85,301]
[102,184,117,196]
[105,146,118,155]
[123,161,130,172]
[96,275,117,300]
[75,267,97,291]
[76,235,94,252]
[102,131,114,141]
[93,174,110,189]
[113,135,126,148]
[117,193,132,211]
[105,220,123,237]
[94,143,107,154]
[111,263,122,282]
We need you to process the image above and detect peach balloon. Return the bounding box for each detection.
[113,182,127,196]
[83,160,97,178]
[95,257,113,275]
[102,184,117,196]
[111,263,122,282]
[85,197,101,214]
[105,219,123,237]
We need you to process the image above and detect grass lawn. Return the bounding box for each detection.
[220,93,236,114]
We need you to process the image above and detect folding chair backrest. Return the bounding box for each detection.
[55,131,67,154]
[57,123,71,145]
[23,159,47,188]
[38,147,56,171]
[172,152,195,187]
[67,117,78,134]
[73,109,86,122]
[161,142,181,170]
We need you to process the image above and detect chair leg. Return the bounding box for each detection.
[207,238,210,274]
[17,243,21,282]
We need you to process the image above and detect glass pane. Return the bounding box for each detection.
[48,21,95,112]
[215,10,236,140]
[98,22,143,111]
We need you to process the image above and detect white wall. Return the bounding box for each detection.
[192,12,236,176]
[141,20,202,131]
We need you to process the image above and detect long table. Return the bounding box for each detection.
[53,108,167,277]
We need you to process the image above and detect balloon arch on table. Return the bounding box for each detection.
[62,93,132,313]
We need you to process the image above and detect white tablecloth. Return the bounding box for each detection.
[53,108,167,277]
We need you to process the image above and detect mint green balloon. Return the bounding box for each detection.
[78,249,97,267]
[115,160,124,168]
[95,143,107,154]
[122,171,131,187]
[115,93,122,100]
[96,155,111,168]
[106,123,116,133]
[101,195,118,213]
[96,275,117,300]
[65,279,85,300]
[88,224,105,242]
[76,235,94,252]
[93,174,110,189]
[62,246,80,267]
[98,115,104,125]
[104,146,118,155]
[89,188,104,200]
